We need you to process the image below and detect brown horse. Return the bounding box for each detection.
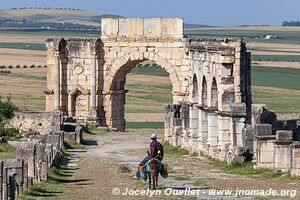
[148,158,160,190]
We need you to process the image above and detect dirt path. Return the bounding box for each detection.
[55,130,300,200]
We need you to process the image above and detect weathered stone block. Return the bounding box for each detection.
[276,130,293,142]
[254,124,272,136]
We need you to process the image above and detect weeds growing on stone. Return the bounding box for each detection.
[163,141,189,157]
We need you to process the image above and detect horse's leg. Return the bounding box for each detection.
[148,174,151,189]
[156,174,158,187]
[152,174,155,190]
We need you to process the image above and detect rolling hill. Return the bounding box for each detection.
[0,8,211,29]
[0,8,123,26]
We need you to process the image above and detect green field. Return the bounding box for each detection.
[0,72,47,80]
[252,66,300,90]
[126,122,164,129]
[252,66,300,114]
[252,55,300,62]
[131,64,168,77]
[0,42,45,51]
[252,87,300,114]
[0,30,99,38]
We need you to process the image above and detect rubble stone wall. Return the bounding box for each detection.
[5,112,62,135]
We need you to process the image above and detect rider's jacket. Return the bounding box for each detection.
[150,139,164,160]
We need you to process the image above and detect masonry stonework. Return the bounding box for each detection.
[44,18,300,175]
[46,18,190,131]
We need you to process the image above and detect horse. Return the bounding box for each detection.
[147,158,160,190]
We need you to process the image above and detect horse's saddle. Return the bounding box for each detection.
[145,158,162,173]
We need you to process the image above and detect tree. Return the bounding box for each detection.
[0,96,18,132]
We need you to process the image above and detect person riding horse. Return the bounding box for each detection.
[139,133,164,166]
[137,133,167,187]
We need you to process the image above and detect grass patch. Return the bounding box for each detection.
[174,176,191,181]
[19,150,72,199]
[163,141,189,157]
[209,158,300,184]
[194,179,209,189]
[0,143,16,160]
[191,152,199,157]
[126,122,164,129]
[83,126,111,135]
[209,159,271,175]
[63,141,87,150]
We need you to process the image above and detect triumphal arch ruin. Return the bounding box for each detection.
[45,18,255,161]
[45,18,251,132]
[46,18,191,131]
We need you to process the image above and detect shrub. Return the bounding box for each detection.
[0,96,18,134]
[23,65,28,68]
[8,65,13,69]
[44,65,47,68]
[0,70,11,74]
[37,65,42,68]
[2,128,22,140]
[15,65,20,68]
[30,65,35,68]
[0,65,5,69]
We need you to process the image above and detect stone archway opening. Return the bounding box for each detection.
[208,77,219,156]
[192,74,198,102]
[211,78,218,109]
[199,76,208,151]
[107,59,174,131]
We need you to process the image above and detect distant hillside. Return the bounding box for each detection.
[0,8,123,26]
[0,8,212,32]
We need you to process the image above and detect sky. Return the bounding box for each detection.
[0,0,299,26]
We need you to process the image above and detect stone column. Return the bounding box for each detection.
[207,112,219,157]
[218,116,231,159]
[198,109,208,152]
[67,94,72,116]
[89,53,97,119]
[54,51,60,111]
[189,104,199,152]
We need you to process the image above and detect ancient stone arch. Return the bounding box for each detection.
[46,18,190,131]
[104,52,181,92]
[45,17,252,161]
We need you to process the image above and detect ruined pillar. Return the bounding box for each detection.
[164,104,172,141]
[218,116,231,158]
[89,53,97,119]
[207,111,219,157]
[274,130,293,173]
[104,90,127,131]
[54,51,60,111]
[189,104,199,152]
[198,109,208,152]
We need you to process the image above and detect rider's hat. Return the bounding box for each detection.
[151,133,157,140]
